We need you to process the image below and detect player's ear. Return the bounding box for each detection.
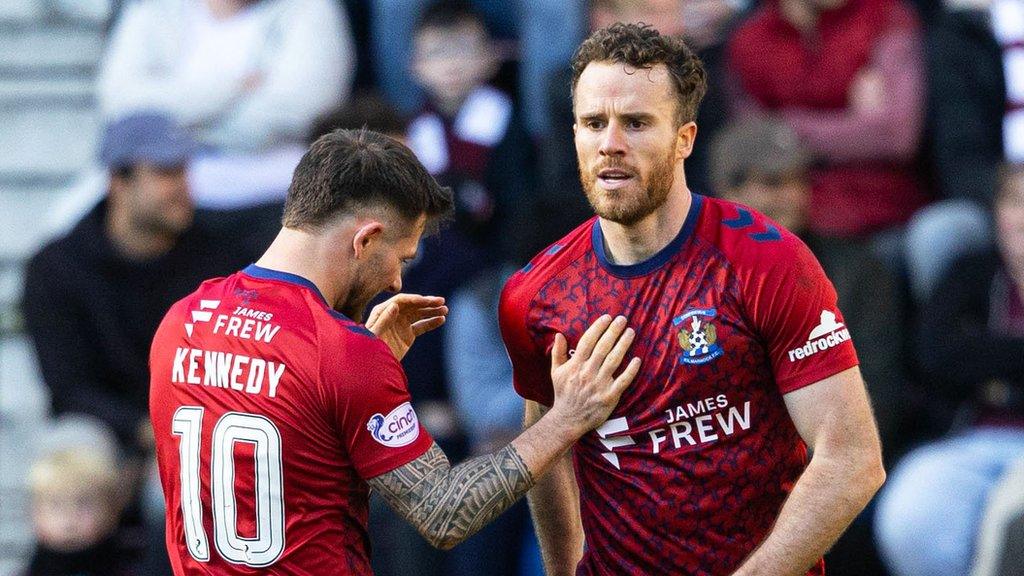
[352,221,384,260]
[675,121,697,160]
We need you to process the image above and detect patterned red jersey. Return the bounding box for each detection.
[150,265,433,575]
[499,194,859,575]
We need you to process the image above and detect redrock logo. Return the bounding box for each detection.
[788,310,851,362]
[367,402,420,447]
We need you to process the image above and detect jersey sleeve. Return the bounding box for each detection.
[741,232,860,394]
[498,272,555,406]
[322,329,434,479]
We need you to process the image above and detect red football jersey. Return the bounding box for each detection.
[150,265,433,575]
[499,194,859,575]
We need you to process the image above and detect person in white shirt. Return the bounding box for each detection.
[98,0,355,208]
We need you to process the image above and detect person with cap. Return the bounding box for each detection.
[21,111,267,457]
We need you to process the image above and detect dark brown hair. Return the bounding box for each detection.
[571,22,707,125]
[282,128,453,230]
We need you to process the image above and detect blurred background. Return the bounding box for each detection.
[0,0,1022,575]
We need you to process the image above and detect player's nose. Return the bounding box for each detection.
[598,124,627,156]
[388,272,402,293]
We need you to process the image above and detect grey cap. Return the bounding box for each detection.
[710,117,811,193]
[99,111,196,168]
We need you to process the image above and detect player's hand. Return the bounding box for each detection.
[548,314,640,436]
[365,294,447,361]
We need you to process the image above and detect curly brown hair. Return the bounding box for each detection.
[571,22,708,125]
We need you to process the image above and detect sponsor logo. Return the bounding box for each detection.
[367,402,420,448]
[185,300,220,336]
[593,394,754,470]
[673,308,723,365]
[596,417,635,469]
[787,310,851,362]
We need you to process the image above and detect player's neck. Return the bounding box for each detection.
[598,186,692,266]
[255,228,347,309]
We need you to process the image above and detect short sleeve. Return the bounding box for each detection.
[743,235,860,394]
[324,331,433,479]
[499,273,555,406]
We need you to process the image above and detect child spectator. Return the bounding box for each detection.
[406,0,538,263]
[23,416,136,576]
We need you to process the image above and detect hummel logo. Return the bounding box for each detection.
[184,300,220,336]
[596,417,635,469]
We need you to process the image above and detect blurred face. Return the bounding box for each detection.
[997,172,1024,270]
[413,22,496,111]
[33,489,116,553]
[342,214,426,321]
[574,62,691,226]
[722,173,810,233]
[591,0,685,35]
[114,163,194,236]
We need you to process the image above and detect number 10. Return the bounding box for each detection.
[171,407,286,567]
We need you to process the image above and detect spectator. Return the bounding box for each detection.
[21,112,266,455]
[371,0,585,138]
[23,415,136,576]
[711,118,900,576]
[727,0,930,246]
[900,0,1007,302]
[444,264,539,576]
[679,0,751,196]
[875,163,1024,576]
[97,0,355,208]
[406,0,538,263]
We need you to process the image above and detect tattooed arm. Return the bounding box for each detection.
[369,315,640,550]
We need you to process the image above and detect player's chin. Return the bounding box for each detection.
[594,198,648,226]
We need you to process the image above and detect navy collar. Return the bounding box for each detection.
[241,264,355,322]
[591,193,704,278]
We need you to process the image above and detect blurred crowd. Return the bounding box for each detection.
[12,0,1024,575]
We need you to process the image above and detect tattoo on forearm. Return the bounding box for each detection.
[368,443,535,549]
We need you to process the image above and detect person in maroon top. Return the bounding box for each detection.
[727,0,930,239]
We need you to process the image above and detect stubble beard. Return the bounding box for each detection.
[580,147,676,227]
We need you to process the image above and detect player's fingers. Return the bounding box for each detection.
[366,302,397,333]
[391,293,444,310]
[610,357,642,396]
[587,316,628,366]
[600,327,635,376]
[414,306,448,321]
[574,315,613,361]
[551,332,569,370]
[365,301,387,328]
[411,316,445,336]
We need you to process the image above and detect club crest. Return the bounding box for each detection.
[673,308,723,365]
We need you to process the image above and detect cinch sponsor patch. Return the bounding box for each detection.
[366,402,420,448]
[788,310,851,362]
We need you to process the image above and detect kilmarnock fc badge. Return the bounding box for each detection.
[674,308,723,365]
